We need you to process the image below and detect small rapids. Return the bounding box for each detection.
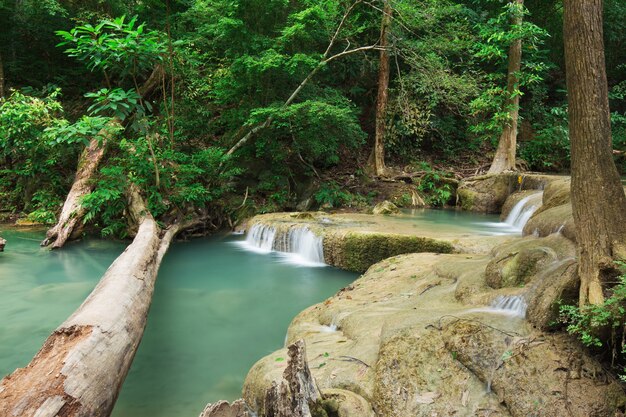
[489,295,528,318]
[239,223,326,267]
[504,192,543,231]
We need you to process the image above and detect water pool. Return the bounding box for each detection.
[0,229,356,417]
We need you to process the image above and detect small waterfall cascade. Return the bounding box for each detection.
[243,223,325,266]
[490,295,527,318]
[504,192,543,231]
[245,223,277,253]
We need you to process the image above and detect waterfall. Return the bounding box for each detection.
[490,295,527,318]
[244,223,277,253]
[240,223,325,266]
[504,192,543,231]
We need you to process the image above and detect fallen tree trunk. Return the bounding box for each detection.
[0,186,180,417]
[41,119,121,249]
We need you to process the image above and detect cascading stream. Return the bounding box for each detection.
[242,223,325,266]
[490,295,528,318]
[504,192,543,231]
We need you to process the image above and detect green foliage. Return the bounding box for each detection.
[560,264,626,378]
[385,0,481,158]
[56,15,165,82]
[0,89,75,211]
[249,97,366,167]
[314,181,370,209]
[470,1,549,142]
[81,165,128,237]
[45,115,118,146]
[416,164,453,207]
[26,190,61,224]
[519,106,570,171]
[84,88,144,121]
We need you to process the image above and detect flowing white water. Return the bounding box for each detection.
[504,192,543,231]
[489,295,527,318]
[244,223,277,253]
[240,223,325,266]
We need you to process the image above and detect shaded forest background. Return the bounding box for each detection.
[0,0,625,234]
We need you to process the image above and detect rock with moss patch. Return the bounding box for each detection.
[443,321,626,417]
[324,232,453,273]
[371,201,400,215]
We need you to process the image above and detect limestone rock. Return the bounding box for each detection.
[443,321,626,417]
[371,200,400,215]
[484,235,576,289]
[457,173,559,213]
[199,400,251,417]
[526,258,579,330]
[500,189,544,221]
[457,173,520,213]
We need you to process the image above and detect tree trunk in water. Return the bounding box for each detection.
[369,1,393,177]
[41,119,121,249]
[488,0,524,174]
[564,0,626,306]
[0,186,179,416]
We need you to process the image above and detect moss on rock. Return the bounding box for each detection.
[324,232,453,273]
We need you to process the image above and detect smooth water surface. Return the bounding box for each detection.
[0,228,125,377]
[396,208,520,235]
[113,234,355,417]
[0,205,526,416]
[0,229,355,417]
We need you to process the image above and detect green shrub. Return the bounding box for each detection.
[560,263,626,380]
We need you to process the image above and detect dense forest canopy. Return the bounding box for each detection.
[0,0,625,233]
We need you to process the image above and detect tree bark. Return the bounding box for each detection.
[564,0,626,306]
[0,185,180,416]
[41,119,121,249]
[368,1,393,177]
[41,64,166,249]
[488,0,524,174]
[0,49,5,99]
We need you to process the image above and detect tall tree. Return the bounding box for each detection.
[0,50,5,99]
[488,0,524,174]
[564,0,626,305]
[369,0,393,176]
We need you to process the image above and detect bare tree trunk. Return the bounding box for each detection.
[564,0,626,306]
[41,119,121,249]
[488,0,524,174]
[0,186,180,416]
[0,49,5,99]
[369,1,393,177]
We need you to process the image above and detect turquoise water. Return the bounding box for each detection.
[397,208,518,235]
[0,229,355,417]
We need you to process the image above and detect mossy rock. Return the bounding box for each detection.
[457,173,519,213]
[535,179,570,214]
[324,232,453,273]
[371,200,400,215]
[500,190,543,221]
[523,203,575,240]
[526,259,579,330]
[458,173,562,214]
[443,321,626,417]
[485,234,576,289]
